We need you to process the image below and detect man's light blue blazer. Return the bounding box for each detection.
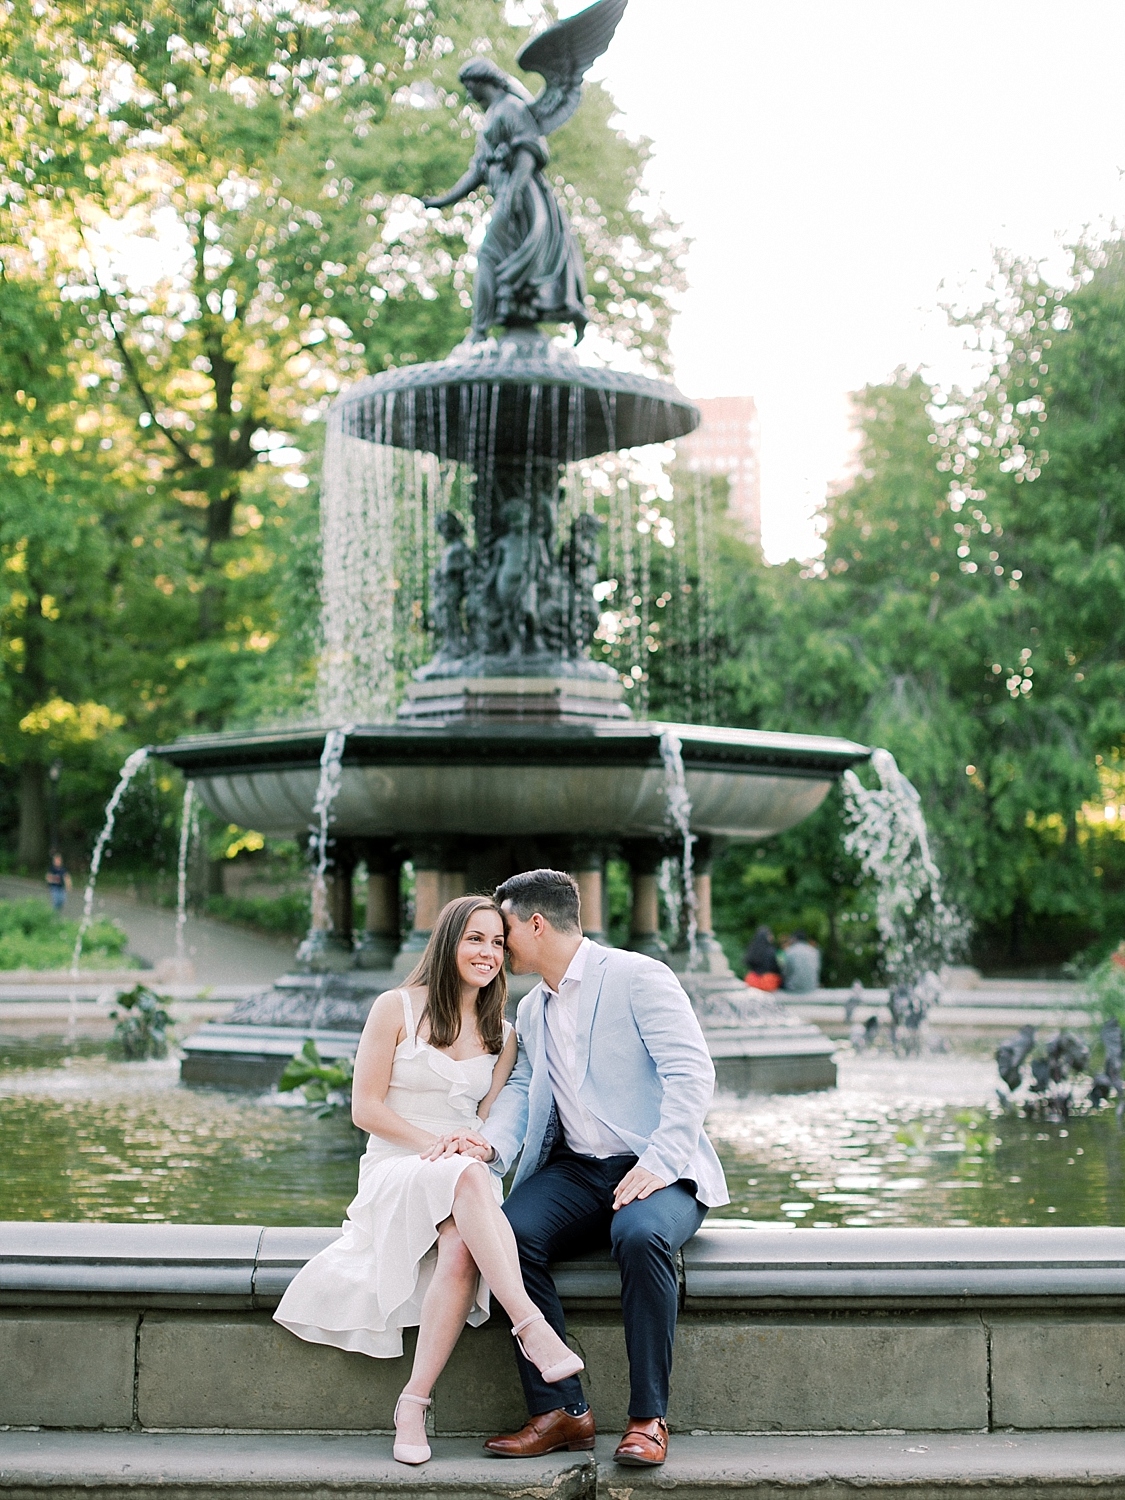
[483,944,730,1209]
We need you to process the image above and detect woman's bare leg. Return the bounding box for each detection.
[450,1164,576,1372]
[396,1220,479,1448]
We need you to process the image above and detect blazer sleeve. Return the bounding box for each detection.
[629,960,716,1185]
[481,1007,532,1175]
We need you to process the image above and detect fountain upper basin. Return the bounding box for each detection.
[155,720,869,840]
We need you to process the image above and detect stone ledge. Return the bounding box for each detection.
[5,1223,1125,1311]
[5,1430,1125,1500]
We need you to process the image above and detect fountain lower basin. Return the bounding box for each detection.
[155,718,866,1094]
[157,719,868,841]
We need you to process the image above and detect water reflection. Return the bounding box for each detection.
[0,1035,359,1225]
[708,1051,1125,1228]
[1,1034,1123,1228]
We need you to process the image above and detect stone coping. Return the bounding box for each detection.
[4,1429,1125,1500]
[3,1222,1125,1311]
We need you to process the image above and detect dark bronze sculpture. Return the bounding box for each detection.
[422,0,628,343]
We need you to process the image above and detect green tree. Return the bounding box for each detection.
[0,265,142,866]
[0,0,683,734]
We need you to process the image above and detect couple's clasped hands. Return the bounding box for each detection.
[420,1133,667,1209]
[422,1129,495,1163]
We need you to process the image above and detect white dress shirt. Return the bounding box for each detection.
[541,936,635,1158]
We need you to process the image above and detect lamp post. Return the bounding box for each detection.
[47,759,61,856]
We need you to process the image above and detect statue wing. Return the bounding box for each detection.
[516,0,628,138]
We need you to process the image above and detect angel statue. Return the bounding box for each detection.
[422,0,628,344]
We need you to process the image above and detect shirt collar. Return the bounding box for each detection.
[544,936,592,999]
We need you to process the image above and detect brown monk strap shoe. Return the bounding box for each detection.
[613,1416,668,1466]
[484,1407,596,1457]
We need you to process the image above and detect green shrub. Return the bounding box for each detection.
[279,1039,354,1117]
[109,984,173,1060]
[0,899,133,971]
[205,891,310,937]
[1082,945,1125,1028]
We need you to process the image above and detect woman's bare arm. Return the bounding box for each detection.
[475,1026,518,1123]
[350,990,438,1151]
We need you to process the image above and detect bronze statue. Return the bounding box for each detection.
[422,0,628,344]
[430,510,474,662]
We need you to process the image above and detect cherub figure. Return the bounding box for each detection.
[430,510,474,660]
[421,0,628,343]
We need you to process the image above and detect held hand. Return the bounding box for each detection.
[612,1165,667,1211]
[421,1129,495,1162]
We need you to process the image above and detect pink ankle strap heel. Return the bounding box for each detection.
[511,1311,585,1384]
[393,1392,432,1465]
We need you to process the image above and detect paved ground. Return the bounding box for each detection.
[0,876,295,988]
[3,1429,1125,1499]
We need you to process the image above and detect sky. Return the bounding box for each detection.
[552,0,1125,561]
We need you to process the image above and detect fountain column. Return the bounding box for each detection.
[328,843,356,944]
[397,841,467,965]
[623,839,669,961]
[684,836,729,973]
[354,840,401,971]
[568,842,606,943]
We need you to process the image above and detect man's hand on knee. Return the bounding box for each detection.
[612,1166,667,1209]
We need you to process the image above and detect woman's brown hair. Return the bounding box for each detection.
[404,895,508,1054]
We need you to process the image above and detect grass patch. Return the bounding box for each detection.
[0,898,135,971]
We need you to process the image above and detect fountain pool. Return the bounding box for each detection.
[3,1030,1122,1229]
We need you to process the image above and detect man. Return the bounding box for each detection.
[45,853,71,914]
[781,930,821,994]
[440,868,727,1466]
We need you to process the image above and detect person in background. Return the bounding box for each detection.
[743,925,782,991]
[781,930,821,994]
[45,853,71,914]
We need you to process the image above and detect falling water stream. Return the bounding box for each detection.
[173,782,196,975]
[304,725,354,939]
[70,747,150,978]
[317,399,717,722]
[659,728,698,964]
[843,748,966,1009]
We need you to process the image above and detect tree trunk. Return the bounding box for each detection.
[18,763,48,873]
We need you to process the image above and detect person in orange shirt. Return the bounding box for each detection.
[743,925,782,991]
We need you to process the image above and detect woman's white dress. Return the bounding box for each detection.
[274,990,509,1358]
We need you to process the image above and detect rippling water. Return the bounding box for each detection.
[1,1033,1122,1227]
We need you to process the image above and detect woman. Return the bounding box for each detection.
[743,924,782,991]
[274,895,582,1464]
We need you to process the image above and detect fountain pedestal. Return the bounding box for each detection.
[158,316,861,1094]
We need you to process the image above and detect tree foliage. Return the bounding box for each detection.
[0,0,683,867]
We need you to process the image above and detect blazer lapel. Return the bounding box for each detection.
[524,983,553,1117]
[573,944,608,1087]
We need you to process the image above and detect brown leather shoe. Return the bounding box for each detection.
[484,1407,596,1457]
[613,1416,668,1466]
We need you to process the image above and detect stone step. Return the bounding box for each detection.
[4,1430,1125,1500]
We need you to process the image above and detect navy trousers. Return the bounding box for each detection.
[501,1145,708,1419]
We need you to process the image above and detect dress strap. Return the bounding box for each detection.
[399,987,419,1043]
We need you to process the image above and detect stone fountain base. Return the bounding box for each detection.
[179,946,836,1094]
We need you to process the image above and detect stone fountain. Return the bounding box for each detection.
[155,0,868,1092]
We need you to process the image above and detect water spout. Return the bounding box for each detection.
[659,728,697,965]
[842,748,967,1019]
[71,747,150,977]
